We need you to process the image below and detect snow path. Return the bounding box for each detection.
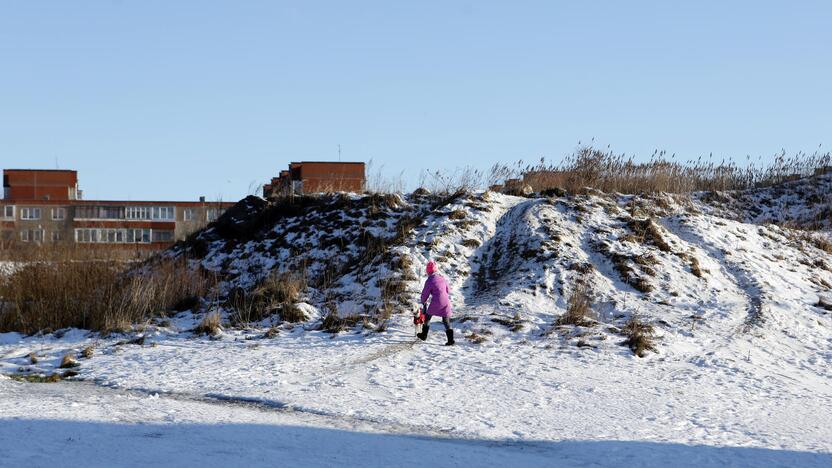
[5,322,826,455]
[663,216,766,333]
[1,373,830,468]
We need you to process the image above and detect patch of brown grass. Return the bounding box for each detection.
[556,283,594,326]
[193,312,222,336]
[0,251,211,334]
[448,209,467,220]
[621,315,656,357]
[59,353,79,369]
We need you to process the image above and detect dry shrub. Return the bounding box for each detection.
[798,232,832,255]
[557,283,594,326]
[28,352,38,364]
[507,145,832,195]
[467,332,487,344]
[228,270,307,324]
[59,353,79,369]
[194,312,222,336]
[81,345,95,359]
[462,239,481,248]
[621,315,656,357]
[0,250,210,334]
[626,218,672,252]
[490,314,524,332]
[688,256,704,278]
[448,209,467,220]
[320,310,363,333]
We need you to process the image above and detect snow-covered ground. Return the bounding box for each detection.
[1,324,831,467]
[2,178,831,466]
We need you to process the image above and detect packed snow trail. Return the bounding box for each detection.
[1,376,830,468]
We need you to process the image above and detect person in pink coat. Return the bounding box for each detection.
[417,260,454,345]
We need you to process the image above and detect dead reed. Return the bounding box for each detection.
[0,246,211,334]
[493,146,832,195]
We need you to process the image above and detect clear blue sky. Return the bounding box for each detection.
[1,1,830,201]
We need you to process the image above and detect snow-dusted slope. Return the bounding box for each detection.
[159,176,831,363]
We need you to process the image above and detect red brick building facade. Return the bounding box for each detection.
[1,169,234,250]
[264,162,365,198]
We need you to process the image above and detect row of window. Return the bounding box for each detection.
[7,228,176,244]
[2,207,65,221]
[76,205,176,221]
[74,228,174,244]
[1,205,222,221]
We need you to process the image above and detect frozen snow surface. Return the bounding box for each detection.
[2,177,832,467]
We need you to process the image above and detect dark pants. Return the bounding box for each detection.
[425,315,452,332]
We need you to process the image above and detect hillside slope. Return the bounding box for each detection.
[167,175,832,366]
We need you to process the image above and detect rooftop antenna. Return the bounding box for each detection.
[55,157,59,169]
[338,144,341,162]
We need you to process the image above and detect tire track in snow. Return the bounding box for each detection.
[662,217,766,334]
[470,199,543,300]
[67,378,474,440]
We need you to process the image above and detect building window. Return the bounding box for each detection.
[51,207,66,220]
[126,206,150,220]
[76,206,124,220]
[20,207,42,220]
[51,231,62,242]
[20,229,44,242]
[152,230,174,242]
[74,228,152,244]
[151,206,175,220]
[183,208,195,221]
[2,206,14,219]
[206,208,221,222]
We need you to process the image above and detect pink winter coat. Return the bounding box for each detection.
[420,273,453,318]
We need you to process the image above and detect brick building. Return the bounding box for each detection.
[264,162,365,198]
[1,169,234,250]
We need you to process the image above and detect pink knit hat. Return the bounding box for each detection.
[426,260,437,275]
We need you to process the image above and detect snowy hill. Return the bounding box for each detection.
[165,174,832,362]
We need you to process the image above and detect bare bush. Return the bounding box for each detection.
[557,283,594,326]
[320,310,363,333]
[228,270,307,325]
[0,251,210,334]
[621,315,656,357]
[492,145,832,195]
[193,312,222,336]
[59,353,79,369]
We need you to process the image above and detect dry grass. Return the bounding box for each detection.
[448,209,467,220]
[496,145,832,195]
[193,312,222,336]
[557,283,594,326]
[320,310,363,333]
[59,353,79,369]
[227,270,307,325]
[626,218,672,252]
[0,247,211,334]
[621,315,656,357]
[490,313,525,332]
[81,345,95,359]
[461,239,481,249]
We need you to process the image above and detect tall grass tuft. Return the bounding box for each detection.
[492,145,832,195]
[0,246,211,334]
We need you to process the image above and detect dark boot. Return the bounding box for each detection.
[417,324,429,341]
[445,329,455,346]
